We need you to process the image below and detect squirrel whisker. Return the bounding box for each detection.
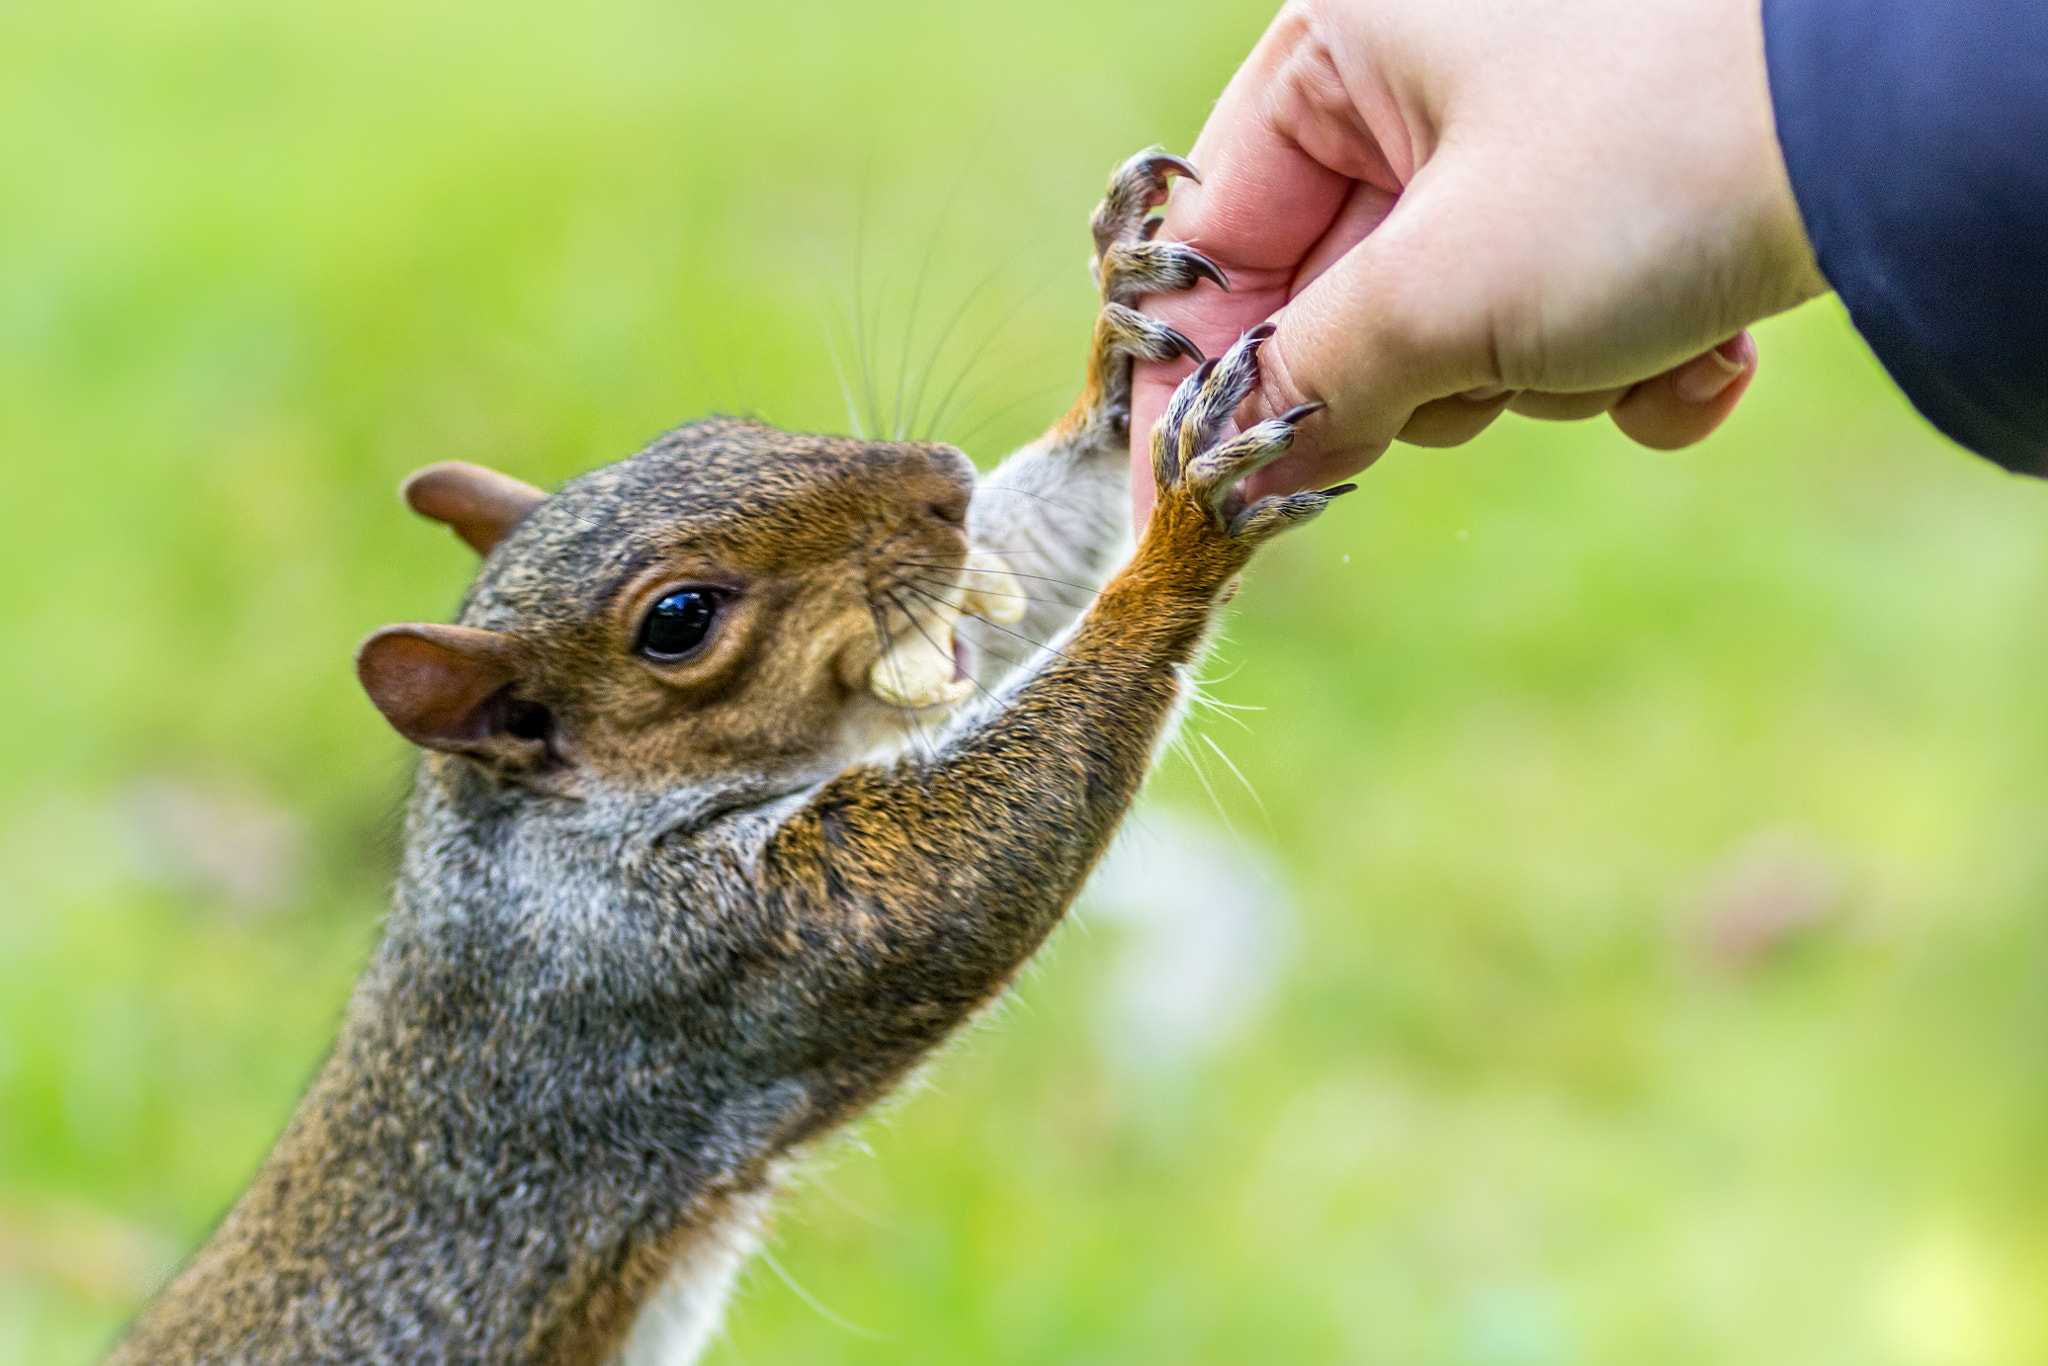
[897,581,1081,669]
[958,483,1091,519]
[865,600,943,762]
[902,564,1104,597]
[939,379,1077,452]
[883,590,1003,710]
[918,262,1062,439]
[904,253,1009,441]
[903,573,1054,606]
[897,544,1040,560]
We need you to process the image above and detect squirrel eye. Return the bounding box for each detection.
[638,589,717,660]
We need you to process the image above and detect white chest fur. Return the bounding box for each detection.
[606,1199,766,1366]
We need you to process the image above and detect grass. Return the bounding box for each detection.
[4,0,2048,1362]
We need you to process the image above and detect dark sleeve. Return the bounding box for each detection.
[1763,0,2048,474]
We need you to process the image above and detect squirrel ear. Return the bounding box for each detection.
[400,462,548,555]
[356,623,551,765]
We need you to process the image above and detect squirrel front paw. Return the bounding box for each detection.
[1075,148,1224,437]
[1141,324,1354,585]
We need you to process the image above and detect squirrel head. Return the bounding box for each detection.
[356,418,1018,796]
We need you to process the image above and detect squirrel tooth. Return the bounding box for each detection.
[869,613,974,709]
[957,556,1025,624]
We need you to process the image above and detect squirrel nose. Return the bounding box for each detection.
[927,489,969,527]
[910,449,974,527]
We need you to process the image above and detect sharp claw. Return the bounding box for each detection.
[1280,401,1327,424]
[1140,215,1165,241]
[1142,152,1201,185]
[1159,324,1205,363]
[1191,357,1220,387]
[1179,248,1230,292]
[1320,483,1359,498]
[1244,321,1278,346]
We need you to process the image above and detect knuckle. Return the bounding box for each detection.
[1247,342,1310,423]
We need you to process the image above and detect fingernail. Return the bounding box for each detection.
[1673,338,1751,404]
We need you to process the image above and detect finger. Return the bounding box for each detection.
[1159,8,1397,281]
[1128,10,1406,520]
[1609,332,1757,450]
[1394,390,1516,447]
[1506,386,1632,422]
[1136,158,1501,515]
[1129,320,1266,524]
[1237,277,1508,497]
[1130,180,1398,518]
[1238,437,1392,507]
[1228,162,1512,494]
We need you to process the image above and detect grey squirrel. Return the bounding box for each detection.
[107,149,1348,1366]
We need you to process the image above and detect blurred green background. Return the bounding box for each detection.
[6,0,2048,1362]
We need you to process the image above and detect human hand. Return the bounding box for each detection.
[1129,0,1830,516]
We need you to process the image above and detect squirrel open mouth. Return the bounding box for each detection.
[868,557,1024,709]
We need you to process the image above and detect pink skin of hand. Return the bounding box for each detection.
[1127,0,1823,520]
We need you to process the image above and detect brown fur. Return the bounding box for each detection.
[105,150,1343,1366]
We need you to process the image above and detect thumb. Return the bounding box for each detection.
[1130,168,1497,514]
[1235,170,1503,499]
